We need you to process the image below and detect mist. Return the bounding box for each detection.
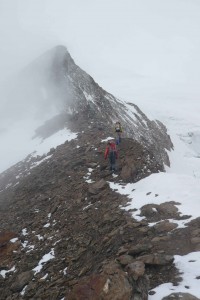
[1,0,200,172]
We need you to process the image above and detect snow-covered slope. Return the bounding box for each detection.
[107,81,200,298]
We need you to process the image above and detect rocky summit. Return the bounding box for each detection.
[0,47,199,300]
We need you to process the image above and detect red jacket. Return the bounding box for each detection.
[104,142,118,159]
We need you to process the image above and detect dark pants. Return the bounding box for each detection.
[109,152,116,171]
[115,131,121,144]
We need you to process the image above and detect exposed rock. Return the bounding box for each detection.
[151,236,170,243]
[137,254,174,265]
[88,179,108,195]
[162,293,200,300]
[66,263,132,300]
[191,228,200,236]
[157,202,179,215]
[117,254,135,266]
[140,204,159,217]
[140,202,180,222]
[191,237,200,244]
[10,271,34,292]
[66,261,149,300]
[127,243,153,256]
[126,261,145,280]
[153,220,178,233]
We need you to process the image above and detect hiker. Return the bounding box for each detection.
[104,140,118,171]
[115,121,122,144]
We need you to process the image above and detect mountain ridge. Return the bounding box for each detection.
[1,47,196,300]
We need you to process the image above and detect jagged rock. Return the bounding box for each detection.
[162,293,200,300]
[127,243,153,256]
[88,179,108,194]
[117,254,135,266]
[10,271,34,292]
[66,265,132,300]
[140,202,181,222]
[191,228,200,236]
[126,261,145,280]
[151,236,170,243]
[191,237,200,244]
[121,165,137,182]
[137,254,174,265]
[153,220,178,233]
[157,202,179,215]
[66,261,149,300]
[140,204,159,217]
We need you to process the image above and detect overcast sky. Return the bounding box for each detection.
[1,0,200,97]
[1,0,200,171]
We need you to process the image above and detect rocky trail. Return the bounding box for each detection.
[0,128,199,300]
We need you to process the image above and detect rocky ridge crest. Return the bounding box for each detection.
[0,47,199,299]
[0,129,199,299]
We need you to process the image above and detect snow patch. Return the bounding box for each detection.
[33,249,55,274]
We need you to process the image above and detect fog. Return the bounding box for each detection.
[1,0,200,172]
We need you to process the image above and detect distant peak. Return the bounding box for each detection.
[54,45,68,55]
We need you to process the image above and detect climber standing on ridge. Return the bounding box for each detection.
[115,121,123,144]
[104,140,118,172]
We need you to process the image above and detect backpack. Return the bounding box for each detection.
[109,143,117,158]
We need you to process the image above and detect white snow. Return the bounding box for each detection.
[33,248,55,274]
[83,90,95,104]
[0,126,77,173]
[10,238,18,243]
[63,267,68,275]
[20,285,27,296]
[22,228,28,236]
[40,273,48,280]
[0,266,15,278]
[83,203,92,210]
[36,234,44,241]
[101,137,115,143]
[29,154,52,169]
[32,128,77,158]
[109,171,200,226]
[149,252,200,299]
